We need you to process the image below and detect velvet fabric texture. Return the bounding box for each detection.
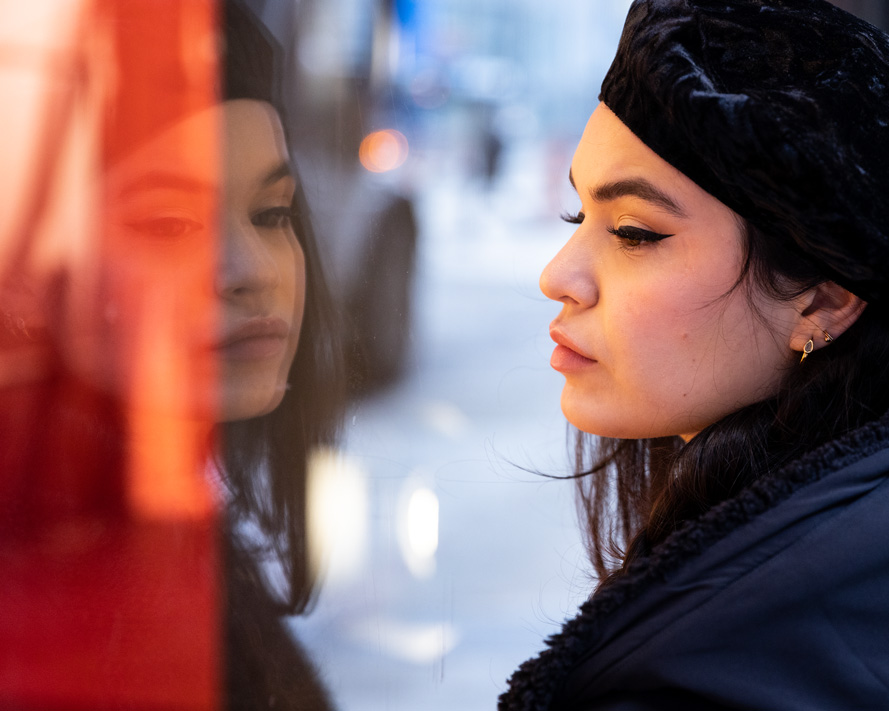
[600,0,889,308]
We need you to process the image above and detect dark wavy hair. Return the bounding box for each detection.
[221,179,343,614]
[576,219,889,587]
[220,4,344,707]
[216,0,345,616]
[222,173,342,711]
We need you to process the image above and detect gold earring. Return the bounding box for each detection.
[800,339,815,363]
[823,330,833,342]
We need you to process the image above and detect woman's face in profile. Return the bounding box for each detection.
[541,103,800,440]
[70,99,304,422]
[215,100,304,422]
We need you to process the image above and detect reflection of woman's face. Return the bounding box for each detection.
[542,103,800,440]
[216,100,304,422]
[75,99,303,422]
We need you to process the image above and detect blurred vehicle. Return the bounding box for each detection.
[298,146,417,390]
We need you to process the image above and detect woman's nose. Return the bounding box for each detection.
[215,217,280,299]
[539,232,598,308]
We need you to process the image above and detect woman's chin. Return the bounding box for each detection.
[561,399,668,440]
[218,381,287,423]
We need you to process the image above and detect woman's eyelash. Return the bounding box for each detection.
[607,225,673,246]
[125,215,203,239]
[253,206,294,229]
[561,211,585,225]
[559,212,673,248]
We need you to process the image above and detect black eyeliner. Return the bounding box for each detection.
[607,225,673,242]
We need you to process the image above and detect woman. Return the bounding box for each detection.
[0,2,341,709]
[110,3,344,707]
[501,1,889,709]
[217,6,344,708]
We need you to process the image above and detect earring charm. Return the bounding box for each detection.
[800,339,815,363]
[823,330,833,342]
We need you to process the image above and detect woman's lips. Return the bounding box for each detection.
[549,325,597,373]
[216,317,289,361]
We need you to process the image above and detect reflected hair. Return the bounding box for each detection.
[221,183,343,614]
[219,0,344,615]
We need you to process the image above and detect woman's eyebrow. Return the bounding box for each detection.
[262,161,294,188]
[118,170,216,198]
[568,169,687,218]
[593,179,687,217]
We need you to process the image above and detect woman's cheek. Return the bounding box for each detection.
[625,292,696,390]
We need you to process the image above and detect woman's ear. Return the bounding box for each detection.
[789,281,867,353]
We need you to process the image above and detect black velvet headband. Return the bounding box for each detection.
[600,0,889,307]
[223,0,279,106]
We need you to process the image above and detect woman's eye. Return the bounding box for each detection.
[125,216,203,239]
[253,206,293,229]
[607,224,673,249]
[561,211,585,225]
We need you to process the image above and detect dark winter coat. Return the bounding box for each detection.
[500,417,889,710]
[226,535,335,711]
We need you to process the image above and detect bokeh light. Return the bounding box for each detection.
[358,129,409,173]
[307,447,369,584]
[397,478,439,578]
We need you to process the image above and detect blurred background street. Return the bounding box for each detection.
[295,139,594,711]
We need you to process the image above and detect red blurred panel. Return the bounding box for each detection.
[0,0,221,709]
[0,522,217,711]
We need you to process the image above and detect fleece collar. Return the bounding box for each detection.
[498,414,889,711]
